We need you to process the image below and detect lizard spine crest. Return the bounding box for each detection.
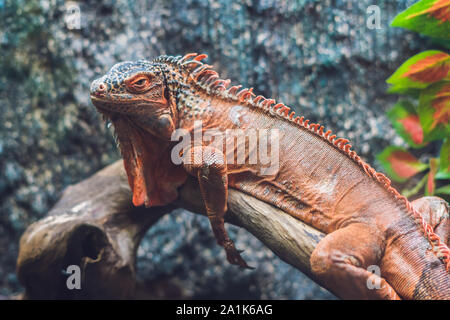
[152,53,450,270]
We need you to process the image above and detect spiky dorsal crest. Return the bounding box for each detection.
[151,53,450,270]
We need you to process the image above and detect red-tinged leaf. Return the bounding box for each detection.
[387,51,450,91]
[402,52,450,83]
[387,100,426,148]
[418,81,450,139]
[430,0,450,22]
[431,0,450,23]
[389,151,424,179]
[431,98,450,128]
[391,0,450,40]
[377,146,429,182]
[399,115,424,145]
[431,83,450,127]
[434,82,450,98]
[407,0,450,24]
[426,158,438,195]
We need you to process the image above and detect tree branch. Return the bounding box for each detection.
[16,160,325,299]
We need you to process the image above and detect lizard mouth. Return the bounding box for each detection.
[90,95,159,118]
[90,95,114,111]
[90,94,141,105]
[90,94,109,103]
[90,94,119,104]
[90,94,135,111]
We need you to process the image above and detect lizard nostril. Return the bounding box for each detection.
[98,83,106,92]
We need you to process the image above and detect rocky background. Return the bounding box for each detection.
[0,0,439,299]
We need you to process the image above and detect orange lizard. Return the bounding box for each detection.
[90,53,450,299]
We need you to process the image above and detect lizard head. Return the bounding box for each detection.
[90,59,177,140]
[89,58,190,207]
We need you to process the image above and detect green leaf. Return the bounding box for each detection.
[418,81,450,141]
[437,138,450,179]
[391,0,450,40]
[402,173,428,198]
[386,51,450,92]
[387,85,422,97]
[436,171,450,179]
[387,100,426,148]
[377,146,429,182]
[435,184,450,194]
[425,158,438,195]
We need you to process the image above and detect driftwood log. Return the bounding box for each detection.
[16,160,326,299]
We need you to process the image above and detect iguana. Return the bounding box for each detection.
[90,53,450,300]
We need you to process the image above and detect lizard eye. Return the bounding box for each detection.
[126,75,151,93]
[135,78,146,85]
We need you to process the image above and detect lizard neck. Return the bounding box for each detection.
[176,86,213,122]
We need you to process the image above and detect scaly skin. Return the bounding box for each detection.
[90,53,450,299]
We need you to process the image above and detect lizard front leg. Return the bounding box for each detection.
[183,145,251,268]
[310,223,400,300]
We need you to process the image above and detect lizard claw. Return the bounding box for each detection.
[226,250,254,269]
[223,241,253,269]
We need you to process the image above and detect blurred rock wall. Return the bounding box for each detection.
[0,0,432,298]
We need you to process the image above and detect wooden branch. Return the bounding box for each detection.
[16,160,325,299]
